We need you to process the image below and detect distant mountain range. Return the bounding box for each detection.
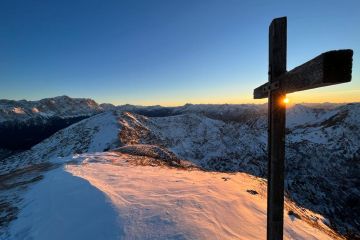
[0,95,352,156]
[0,95,111,122]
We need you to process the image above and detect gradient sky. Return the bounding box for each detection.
[0,0,359,106]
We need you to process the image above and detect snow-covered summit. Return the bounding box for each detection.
[6,152,338,240]
[0,95,114,122]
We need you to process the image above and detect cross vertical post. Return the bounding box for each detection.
[267,17,286,240]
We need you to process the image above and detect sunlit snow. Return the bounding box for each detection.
[8,153,334,240]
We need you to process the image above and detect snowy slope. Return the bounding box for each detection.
[0,111,120,175]
[118,111,267,173]
[7,152,337,240]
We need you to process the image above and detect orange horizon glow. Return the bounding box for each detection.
[109,90,360,107]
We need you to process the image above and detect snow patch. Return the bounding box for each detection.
[12,107,25,114]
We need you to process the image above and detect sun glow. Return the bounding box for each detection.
[283,97,289,104]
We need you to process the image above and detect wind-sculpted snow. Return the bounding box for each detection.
[6,153,338,240]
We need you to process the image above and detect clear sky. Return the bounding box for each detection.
[0,0,359,106]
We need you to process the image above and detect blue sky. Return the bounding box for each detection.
[0,0,359,105]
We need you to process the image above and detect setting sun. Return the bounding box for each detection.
[283,97,289,104]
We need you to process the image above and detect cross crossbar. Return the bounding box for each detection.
[254,49,353,99]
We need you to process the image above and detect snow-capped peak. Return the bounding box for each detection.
[0,96,114,123]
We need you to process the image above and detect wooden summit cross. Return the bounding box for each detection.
[253,17,353,240]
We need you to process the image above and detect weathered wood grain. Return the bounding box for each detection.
[254,49,353,99]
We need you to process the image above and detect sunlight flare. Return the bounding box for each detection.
[283,97,289,104]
